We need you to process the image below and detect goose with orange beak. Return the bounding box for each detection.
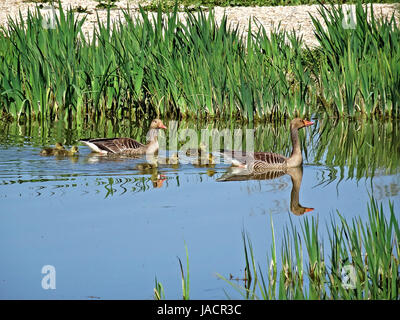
[221,118,314,171]
[80,119,167,156]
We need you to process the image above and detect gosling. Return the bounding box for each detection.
[165,153,179,165]
[54,146,79,157]
[193,153,216,166]
[40,142,65,156]
[186,142,207,157]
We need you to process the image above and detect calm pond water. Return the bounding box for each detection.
[0,118,399,299]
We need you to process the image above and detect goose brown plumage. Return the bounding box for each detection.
[79,119,167,156]
[221,118,313,171]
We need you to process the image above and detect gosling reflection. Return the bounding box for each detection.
[135,155,167,189]
[217,166,314,216]
[135,164,166,189]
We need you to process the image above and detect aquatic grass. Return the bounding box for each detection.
[154,277,166,300]
[310,2,400,117]
[178,244,190,300]
[153,243,190,300]
[1,2,398,121]
[0,3,88,122]
[218,197,399,299]
[327,200,400,299]
[158,198,399,299]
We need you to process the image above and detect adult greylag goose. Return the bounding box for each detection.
[79,119,167,156]
[221,118,313,171]
[217,166,313,216]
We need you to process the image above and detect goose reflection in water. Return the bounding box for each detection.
[217,166,314,216]
[134,161,167,189]
[83,152,134,164]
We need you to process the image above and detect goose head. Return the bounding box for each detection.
[290,118,314,130]
[147,119,167,145]
[150,119,167,130]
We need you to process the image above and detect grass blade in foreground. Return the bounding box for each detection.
[218,197,399,299]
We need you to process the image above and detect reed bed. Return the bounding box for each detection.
[153,198,399,299]
[311,2,400,117]
[220,198,400,300]
[0,2,399,121]
[218,197,399,299]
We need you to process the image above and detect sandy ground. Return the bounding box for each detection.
[0,1,398,47]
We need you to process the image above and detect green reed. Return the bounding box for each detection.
[1,2,398,121]
[153,243,190,300]
[152,197,399,299]
[218,197,399,299]
[310,2,400,117]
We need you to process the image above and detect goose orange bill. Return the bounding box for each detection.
[303,120,314,127]
[159,122,167,129]
[304,207,314,213]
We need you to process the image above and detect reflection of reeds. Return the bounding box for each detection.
[311,119,400,183]
[0,2,398,121]
[1,117,399,186]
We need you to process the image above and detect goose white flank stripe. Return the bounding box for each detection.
[220,118,314,171]
[79,119,167,156]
